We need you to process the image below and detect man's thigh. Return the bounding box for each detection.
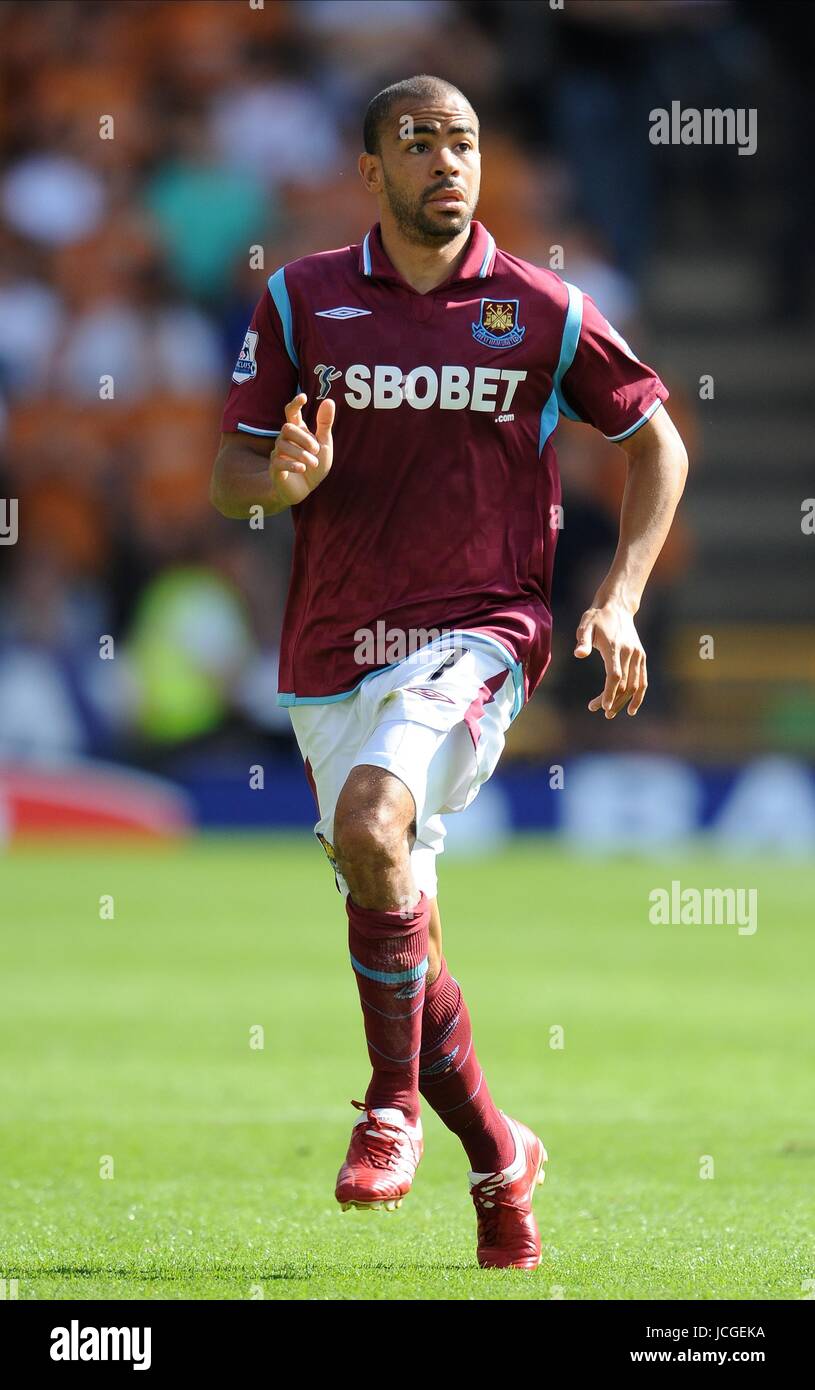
[355,640,515,828]
[352,640,516,894]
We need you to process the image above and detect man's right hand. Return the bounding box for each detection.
[270,392,335,507]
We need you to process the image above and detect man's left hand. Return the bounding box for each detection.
[574,601,648,718]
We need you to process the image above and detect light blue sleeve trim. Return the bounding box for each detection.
[538,281,584,454]
[604,396,664,442]
[237,423,281,437]
[267,266,298,368]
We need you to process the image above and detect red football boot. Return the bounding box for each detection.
[469,1114,548,1269]
[335,1101,423,1211]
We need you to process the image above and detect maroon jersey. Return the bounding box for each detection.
[220,220,668,708]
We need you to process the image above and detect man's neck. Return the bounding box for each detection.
[378,214,473,295]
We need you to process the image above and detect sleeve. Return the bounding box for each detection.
[220,280,299,438]
[557,290,669,442]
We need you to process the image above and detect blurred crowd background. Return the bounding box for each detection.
[0,0,812,796]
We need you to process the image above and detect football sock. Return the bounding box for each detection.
[419,957,515,1171]
[347,892,429,1125]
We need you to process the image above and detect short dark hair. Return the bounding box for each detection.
[363,74,476,156]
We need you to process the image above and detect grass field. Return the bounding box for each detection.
[0,834,812,1301]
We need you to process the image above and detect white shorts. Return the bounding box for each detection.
[288,634,519,899]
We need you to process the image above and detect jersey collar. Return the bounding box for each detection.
[358,219,496,290]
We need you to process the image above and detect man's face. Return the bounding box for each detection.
[375,102,480,242]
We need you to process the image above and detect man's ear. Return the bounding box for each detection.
[358,152,382,194]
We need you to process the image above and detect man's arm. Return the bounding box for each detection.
[210,393,335,519]
[210,430,288,519]
[574,403,688,717]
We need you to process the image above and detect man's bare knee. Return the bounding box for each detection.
[333,765,415,896]
[334,800,403,872]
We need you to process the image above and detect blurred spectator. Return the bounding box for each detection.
[208,50,343,191]
[126,565,253,745]
[144,115,272,305]
[1,152,106,246]
[0,251,65,398]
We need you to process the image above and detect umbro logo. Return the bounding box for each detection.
[315,306,372,319]
[407,687,456,704]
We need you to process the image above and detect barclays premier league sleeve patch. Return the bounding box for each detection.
[232,329,258,384]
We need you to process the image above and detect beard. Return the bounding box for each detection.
[382,168,476,244]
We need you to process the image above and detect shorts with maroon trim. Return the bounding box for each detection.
[287,634,517,899]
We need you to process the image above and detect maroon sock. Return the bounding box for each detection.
[347,892,430,1125]
[419,958,514,1171]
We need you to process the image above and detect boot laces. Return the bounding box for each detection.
[470,1173,507,1242]
[350,1100,404,1170]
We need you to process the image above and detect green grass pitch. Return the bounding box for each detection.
[1,834,812,1301]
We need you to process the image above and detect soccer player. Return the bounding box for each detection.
[211,75,688,1270]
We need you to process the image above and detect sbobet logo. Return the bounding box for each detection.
[342,364,527,412]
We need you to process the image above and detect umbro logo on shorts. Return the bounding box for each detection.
[315,306,372,319]
[407,687,456,704]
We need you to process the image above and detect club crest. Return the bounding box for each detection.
[471,298,526,349]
